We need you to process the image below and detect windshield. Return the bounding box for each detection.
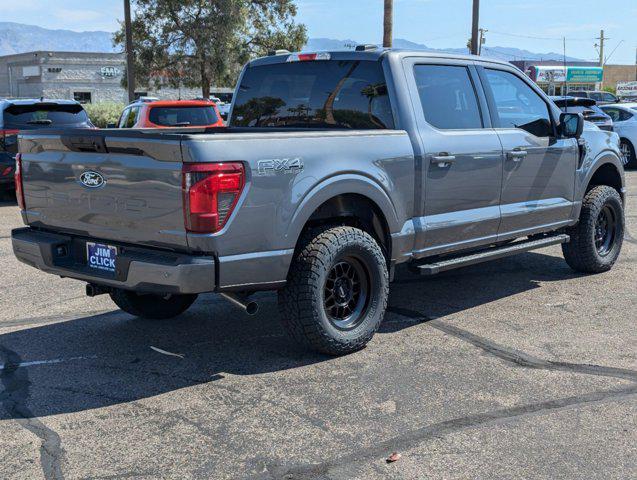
[148,106,219,127]
[3,103,89,128]
[231,60,394,129]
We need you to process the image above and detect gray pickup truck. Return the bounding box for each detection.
[12,48,626,355]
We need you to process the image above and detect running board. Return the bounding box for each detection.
[414,234,570,276]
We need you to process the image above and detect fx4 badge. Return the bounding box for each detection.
[257,158,304,176]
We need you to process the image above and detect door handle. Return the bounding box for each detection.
[507,150,528,162]
[431,154,456,167]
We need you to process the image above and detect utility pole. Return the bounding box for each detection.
[471,0,480,55]
[383,0,393,48]
[124,0,136,103]
[478,28,487,55]
[596,29,607,67]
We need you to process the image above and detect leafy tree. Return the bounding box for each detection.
[114,0,307,98]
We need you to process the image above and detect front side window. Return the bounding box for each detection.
[484,69,553,137]
[118,108,130,128]
[413,65,482,130]
[231,60,394,129]
[124,107,138,128]
[602,92,617,103]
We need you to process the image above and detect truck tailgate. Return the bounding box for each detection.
[19,131,188,250]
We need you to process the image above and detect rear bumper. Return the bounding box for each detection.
[11,228,216,294]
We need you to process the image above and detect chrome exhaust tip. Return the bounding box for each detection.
[219,292,259,316]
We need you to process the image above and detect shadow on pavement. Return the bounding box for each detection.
[0,251,579,419]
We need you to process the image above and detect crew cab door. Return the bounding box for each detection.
[478,66,577,238]
[405,59,504,256]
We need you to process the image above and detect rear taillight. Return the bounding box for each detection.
[182,162,245,233]
[15,153,25,210]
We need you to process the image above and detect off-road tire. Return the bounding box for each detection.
[110,289,197,319]
[278,226,389,356]
[620,139,637,169]
[562,185,624,273]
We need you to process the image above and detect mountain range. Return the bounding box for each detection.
[0,22,582,63]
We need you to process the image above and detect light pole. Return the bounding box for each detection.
[383,0,393,48]
[471,0,480,55]
[124,0,136,103]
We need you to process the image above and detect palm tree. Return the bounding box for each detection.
[383,0,393,48]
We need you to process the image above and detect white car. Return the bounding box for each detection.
[600,103,637,168]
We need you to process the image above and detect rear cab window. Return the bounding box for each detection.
[413,65,483,130]
[231,59,394,129]
[148,106,219,127]
[3,103,89,129]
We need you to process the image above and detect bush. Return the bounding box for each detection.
[83,102,125,128]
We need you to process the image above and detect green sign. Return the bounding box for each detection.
[566,67,603,83]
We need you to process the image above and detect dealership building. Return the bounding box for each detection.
[512,59,637,95]
[0,51,233,103]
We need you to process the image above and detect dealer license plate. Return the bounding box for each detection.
[86,242,117,275]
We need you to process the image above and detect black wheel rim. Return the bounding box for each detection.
[323,256,370,330]
[594,205,617,256]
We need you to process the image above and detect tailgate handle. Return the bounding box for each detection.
[61,135,109,153]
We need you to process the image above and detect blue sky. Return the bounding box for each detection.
[2,0,636,64]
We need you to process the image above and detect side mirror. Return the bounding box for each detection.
[559,112,584,139]
[106,123,117,128]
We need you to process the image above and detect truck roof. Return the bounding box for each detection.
[249,48,514,68]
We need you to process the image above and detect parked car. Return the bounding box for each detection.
[599,103,637,168]
[217,102,232,121]
[12,48,625,356]
[550,96,614,131]
[1,99,93,195]
[112,99,224,129]
[569,90,620,105]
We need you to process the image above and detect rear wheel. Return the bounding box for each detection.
[110,289,197,319]
[562,185,624,273]
[278,226,389,356]
[620,139,636,169]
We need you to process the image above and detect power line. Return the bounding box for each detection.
[487,30,593,42]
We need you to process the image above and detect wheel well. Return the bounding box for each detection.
[300,194,391,258]
[587,163,624,201]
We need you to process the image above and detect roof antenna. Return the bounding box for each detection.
[563,36,568,113]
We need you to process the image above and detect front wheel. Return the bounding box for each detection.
[562,185,624,273]
[278,226,389,356]
[110,289,197,319]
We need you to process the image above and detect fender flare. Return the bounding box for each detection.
[285,173,402,247]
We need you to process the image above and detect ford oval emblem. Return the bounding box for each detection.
[79,171,105,188]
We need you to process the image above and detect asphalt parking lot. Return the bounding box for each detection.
[1,173,636,480]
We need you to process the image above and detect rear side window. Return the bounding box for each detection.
[602,107,633,122]
[483,69,553,137]
[413,65,483,130]
[148,106,219,127]
[231,60,394,129]
[3,103,89,128]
